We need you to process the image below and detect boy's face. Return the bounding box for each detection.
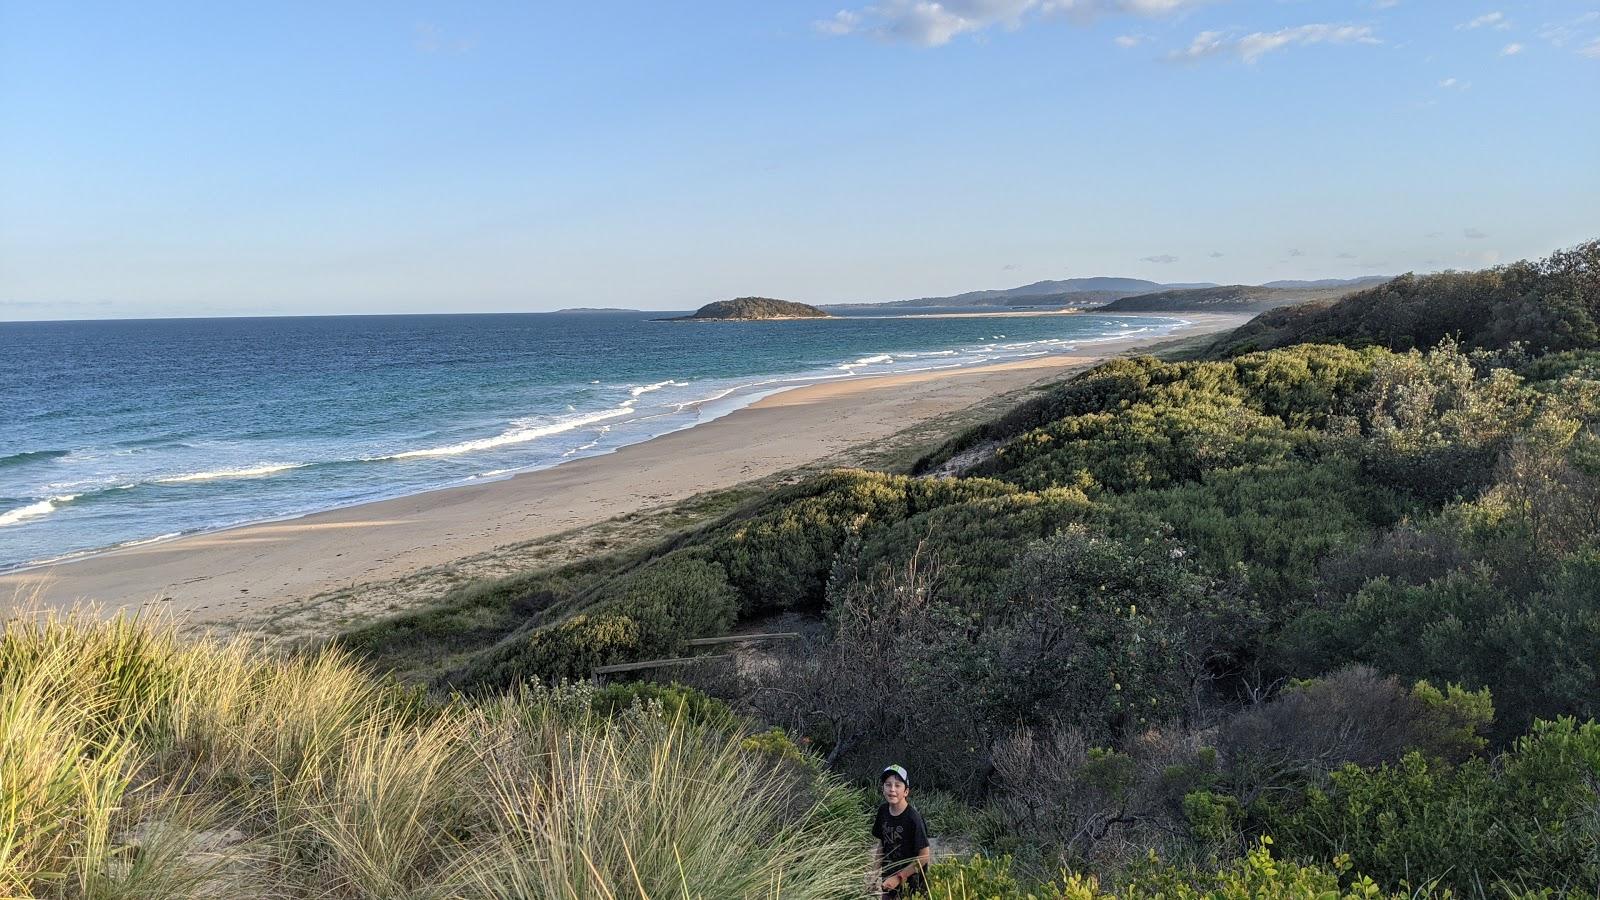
[881,775,908,806]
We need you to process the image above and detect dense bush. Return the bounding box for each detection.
[708,470,1017,615]
[452,549,737,686]
[1107,458,1404,613]
[1220,239,1600,355]
[926,839,1443,899]
[1259,718,1600,895]
[1285,552,1600,739]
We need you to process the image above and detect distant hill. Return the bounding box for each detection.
[673,297,831,321]
[1100,282,1385,314]
[1262,276,1393,290]
[830,277,1219,310]
[1216,241,1599,355]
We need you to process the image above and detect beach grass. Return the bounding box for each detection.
[0,608,869,899]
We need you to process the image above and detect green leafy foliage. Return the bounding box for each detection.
[1220,239,1600,355]
[1261,718,1600,894]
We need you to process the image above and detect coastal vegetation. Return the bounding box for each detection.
[677,297,832,320]
[346,240,1599,895]
[8,240,1599,896]
[1098,281,1381,313]
[0,611,866,898]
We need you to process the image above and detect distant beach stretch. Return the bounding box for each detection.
[0,312,1249,623]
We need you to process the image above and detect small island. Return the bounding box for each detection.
[664,297,832,321]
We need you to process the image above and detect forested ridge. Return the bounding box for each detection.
[683,296,832,319]
[335,242,1600,896]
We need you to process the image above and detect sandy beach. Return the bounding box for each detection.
[1,313,1249,627]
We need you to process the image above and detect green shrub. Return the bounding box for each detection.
[1260,718,1600,895]
[590,680,740,731]
[926,839,1433,899]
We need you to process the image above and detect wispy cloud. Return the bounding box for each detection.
[815,0,1204,47]
[1583,37,1600,58]
[1209,251,1224,258]
[413,22,476,54]
[1537,11,1600,48]
[1114,33,1146,48]
[1501,42,1524,55]
[1438,76,1470,90]
[1464,227,1488,239]
[1287,248,1306,257]
[816,10,863,35]
[1169,23,1380,63]
[1457,11,1509,31]
[1141,253,1179,264]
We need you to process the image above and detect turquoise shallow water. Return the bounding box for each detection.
[0,309,1185,570]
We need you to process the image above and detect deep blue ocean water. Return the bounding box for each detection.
[0,310,1185,570]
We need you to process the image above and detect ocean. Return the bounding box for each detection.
[0,309,1186,571]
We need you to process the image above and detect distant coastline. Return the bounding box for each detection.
[0,312,1250,618]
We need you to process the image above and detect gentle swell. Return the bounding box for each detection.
[630,379,685,397]
[0,494,79,528]
[155,463,308,483]
[839,354,894,369]
[376,406,636,460]
[0,449,70,469]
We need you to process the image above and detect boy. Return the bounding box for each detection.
[872,764,930,897]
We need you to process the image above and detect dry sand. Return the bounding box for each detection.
[1,313,1249,628]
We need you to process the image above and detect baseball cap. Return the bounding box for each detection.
[880,764,910,785]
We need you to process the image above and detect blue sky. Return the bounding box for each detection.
[1,1,1597,319]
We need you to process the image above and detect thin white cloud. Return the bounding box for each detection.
[815,0,1204,47]
[816,10,862,35]
[1537,13,1600,58]
[1169,23,1380,63]
[1114,33,1145,47]
[1457,11,1509,31]
[413,22,476,54]
[1438,76,1470,90]
[1537,12,1597,45]
[1141,254,1179,264]
[1043,0,1209,23]
[1501,42,1523,55]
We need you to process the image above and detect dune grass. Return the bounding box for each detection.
[0,608,868,899]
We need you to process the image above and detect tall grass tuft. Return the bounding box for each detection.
[456,691,868,899]
[0,607,870,898]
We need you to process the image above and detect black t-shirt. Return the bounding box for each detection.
[872,802,929,891]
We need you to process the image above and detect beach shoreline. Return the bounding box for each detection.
[0,312,1249,627]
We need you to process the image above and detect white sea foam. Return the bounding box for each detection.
[0,495,78,528]
[379,406,634,460]
[117,532,182,548]
[839,354,894,369]
[630,379,685,397]
[156,464,306,483]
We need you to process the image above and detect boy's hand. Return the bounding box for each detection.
[882,874,899,891]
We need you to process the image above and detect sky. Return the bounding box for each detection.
[1,1,1597,319]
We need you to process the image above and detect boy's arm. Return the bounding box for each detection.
[886,848,929,888]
